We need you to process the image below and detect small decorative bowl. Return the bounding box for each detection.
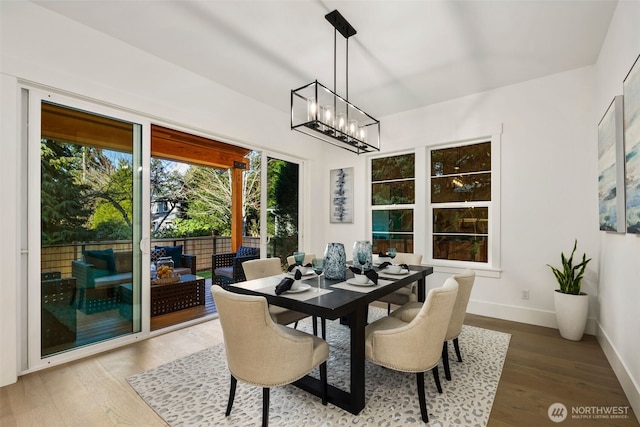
[352,274,370,284]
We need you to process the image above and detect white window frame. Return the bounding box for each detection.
[368,150,417,254]
[426,134,502,276]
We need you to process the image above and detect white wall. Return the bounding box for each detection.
[592,0,640,417]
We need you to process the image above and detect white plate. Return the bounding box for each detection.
[382,268,409,275]
[288,270,315,277]
[285,284,311,293]
[347,278,376,286]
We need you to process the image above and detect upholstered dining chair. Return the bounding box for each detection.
[441,269,475,380]
[365,279,458,423]
[211,285,328,427]
[242,258,310,329]
[387,270,476,382]
[286,253,317,266]
[376,252,423,314]
[282,255,327,339]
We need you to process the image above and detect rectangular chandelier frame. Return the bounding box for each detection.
[291,80,380,154]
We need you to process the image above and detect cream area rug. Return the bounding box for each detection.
[128,307,511,426]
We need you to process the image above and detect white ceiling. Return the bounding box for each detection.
[33,0,617,118]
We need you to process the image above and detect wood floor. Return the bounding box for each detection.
[1,310,637,426]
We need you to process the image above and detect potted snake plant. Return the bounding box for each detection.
[547,239,591,341]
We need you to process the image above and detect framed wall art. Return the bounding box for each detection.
[330,167,353,223]
[623,54,640,234]
[598,95,625,233]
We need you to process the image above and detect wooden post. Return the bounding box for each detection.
[231,163,245,252]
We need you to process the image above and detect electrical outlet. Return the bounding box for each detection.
[521,289,529,299]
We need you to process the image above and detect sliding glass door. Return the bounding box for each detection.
[262,153,302,266]
[28,93,145,366]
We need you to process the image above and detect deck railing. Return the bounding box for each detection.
[41,236,260,277]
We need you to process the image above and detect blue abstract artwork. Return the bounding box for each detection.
[624,55,640,233]
[598,95,625,233]
[330,168,353,223]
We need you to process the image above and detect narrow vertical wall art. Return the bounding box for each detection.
[330,167,353,223]
[623,54,640,233]
[598,95,625,232]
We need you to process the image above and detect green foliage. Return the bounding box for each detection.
[547,239,591,295]
[271,159,298,237]
[93,218,132,240]
[41,140,92,245]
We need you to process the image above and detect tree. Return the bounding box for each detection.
[150,158,188,234]
[184,152,261,237]
[40,139,92,245]
[75,147,135,236]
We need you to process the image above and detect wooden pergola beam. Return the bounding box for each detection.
[151,125,250,252]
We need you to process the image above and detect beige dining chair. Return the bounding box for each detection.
[365,278,458,423]
[211,285,328,427]
[388,270,476,382]
[376,252,423,314]
[242,258,309,328]
[441,269,475,380]
[286,253,317,266]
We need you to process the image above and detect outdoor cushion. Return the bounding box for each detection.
[236,246,258,257]
[94,271,133,288]
[155,245,183,267]
[114,251,133,274]
[84,248,116,272]
[214,266,234,279]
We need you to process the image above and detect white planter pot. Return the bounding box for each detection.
[553,290,589,341]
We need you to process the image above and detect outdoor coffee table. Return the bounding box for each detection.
[150,273,206,316]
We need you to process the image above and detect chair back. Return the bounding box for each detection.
[446,269,476,340]
[368,279,458,372]
[286,253,317,266]
[393,252,422,266]
[243,258,283,280]
[211,285,319,386]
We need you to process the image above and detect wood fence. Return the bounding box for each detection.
[41,236,260,277]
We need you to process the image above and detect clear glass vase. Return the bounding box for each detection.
[156,256,174,279]
[323,243,346,280]
[352,241,373,272]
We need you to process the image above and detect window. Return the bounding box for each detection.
[430,141,491,264]
[370,153,415,253]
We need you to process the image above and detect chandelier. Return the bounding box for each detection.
[291,10,380,155]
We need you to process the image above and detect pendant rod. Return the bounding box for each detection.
[333,28,337,95]
[346,37,349,101]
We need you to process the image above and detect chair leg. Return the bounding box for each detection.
[453,337,462,362]
[262,387,270,427]
[416,372,429,423]
[387,303,391,315]
[312,316,318,336]
[225,375,237,416]
[319,361,328,405]
[432,366,442,394]
[442,341,451,381]
[294,321,299,330]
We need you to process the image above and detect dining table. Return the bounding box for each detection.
[227,263,433,415]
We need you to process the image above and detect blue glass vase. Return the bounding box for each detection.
[323,243,346,280]
[352,241,373,272]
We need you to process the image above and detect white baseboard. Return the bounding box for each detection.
[466,299,597,335]
[596,323,640,424]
